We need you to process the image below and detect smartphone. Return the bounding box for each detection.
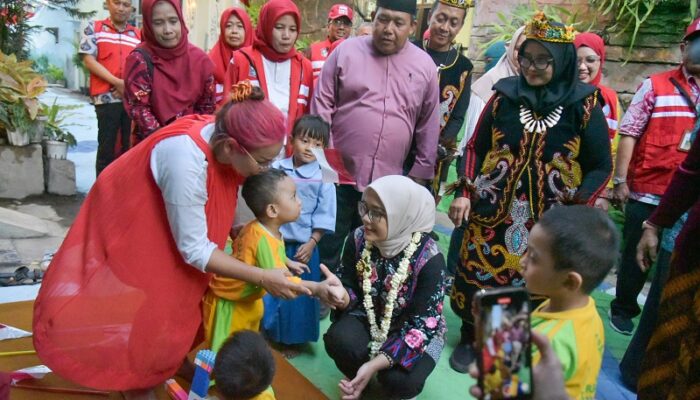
[475,287,532,400]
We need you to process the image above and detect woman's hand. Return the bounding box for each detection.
[294,240,316,264]
[594,197,610,212]
[260,269,311,299]
[286,259,310,275]
[637,224,659,272]
[339,356,390,400]
[612,182,629,206]
[448,197,471,227]
[316,264,347,309]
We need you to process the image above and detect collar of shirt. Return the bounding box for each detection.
[278,156,319,179]
[682,66,700,98]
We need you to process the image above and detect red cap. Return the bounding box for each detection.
[685,17,700,40]
[328,4,353,20]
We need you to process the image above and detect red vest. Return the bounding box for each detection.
[33,115,239,390]
[309,39,332,80]
[224,46,313,149]
[90,18,141,96]
[628,68,696,195]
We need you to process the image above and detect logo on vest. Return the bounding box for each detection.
[321,48,328,58]
[248,66,257,77]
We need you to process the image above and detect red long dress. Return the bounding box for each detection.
[33,115,239,390]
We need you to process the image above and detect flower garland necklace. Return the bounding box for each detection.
[357,232,423,357]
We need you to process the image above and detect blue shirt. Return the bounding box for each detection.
[273,157,337,243]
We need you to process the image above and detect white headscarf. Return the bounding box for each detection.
[472,26,526,103]
[366,176,436,258]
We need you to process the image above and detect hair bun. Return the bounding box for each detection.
[230,81,265,103]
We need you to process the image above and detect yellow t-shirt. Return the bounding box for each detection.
[531,297,604,400]
[208,220,287,301]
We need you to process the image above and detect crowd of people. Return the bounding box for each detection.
[29,0,700,398]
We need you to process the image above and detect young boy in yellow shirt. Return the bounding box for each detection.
[203,169,339,353]
[520,205,620,400]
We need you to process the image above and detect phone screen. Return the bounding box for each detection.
[476,288,532,400]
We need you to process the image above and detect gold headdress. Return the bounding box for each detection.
[524,11,575,43]
[437,0,474,10]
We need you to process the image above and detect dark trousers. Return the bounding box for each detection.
[619,248,672,391]
[324,314,436,398]
[446,224,465,276]
[95,103,131,176]
[318,185,363,272]
[611,200,657,318]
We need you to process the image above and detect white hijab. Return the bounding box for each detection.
[366,176,436,258]
[472,26,526,103]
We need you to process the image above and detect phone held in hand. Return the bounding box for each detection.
[475,287,532,400]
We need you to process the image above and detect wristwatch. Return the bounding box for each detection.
[612,176,626,186]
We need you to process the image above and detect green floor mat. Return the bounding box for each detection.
[286,290,635,399]
[287,301,475,399]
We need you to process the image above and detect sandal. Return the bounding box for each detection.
[0,266,43,286]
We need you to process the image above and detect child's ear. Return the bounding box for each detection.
[266,203,279,219]
[563,271,583,292]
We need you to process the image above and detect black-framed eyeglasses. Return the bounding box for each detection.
[577,55,601,65]
[331,18,352,27]
[358,201,385,223]
[518,55,554,71]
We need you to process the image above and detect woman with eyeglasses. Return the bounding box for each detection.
[574,32,622,212]
[323,175,446,400]
[224,0,313,155]
[446,12,612,373]
[33,83,315,393]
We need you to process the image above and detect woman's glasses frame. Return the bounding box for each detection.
[242,146,273,171]
[518,55,555,71]
[358,200,385,224]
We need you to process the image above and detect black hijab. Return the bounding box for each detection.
[494,35,596,114]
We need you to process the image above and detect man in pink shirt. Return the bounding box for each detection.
[312,0,440,273]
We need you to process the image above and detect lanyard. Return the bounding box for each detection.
[669,77,699,116]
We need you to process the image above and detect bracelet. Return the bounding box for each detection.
[378,351,394,368]
[310,237,319,245]
[612,176,626,186]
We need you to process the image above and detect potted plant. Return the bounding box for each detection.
[0,52,46,146]
[0,101,34,146]
[41,98,79,159]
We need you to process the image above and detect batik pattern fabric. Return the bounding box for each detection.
[451,93,611,319]
[334,228,447,371]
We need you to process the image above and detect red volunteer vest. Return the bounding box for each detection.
[309,38,332,80]
[90,18,141,97]
[33,115,240,390]
[628,68,696,195]
[223,46,313,152]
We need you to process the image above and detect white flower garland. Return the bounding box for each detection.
[358,232,423,357]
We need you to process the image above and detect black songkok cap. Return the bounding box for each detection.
[376,0,417,16]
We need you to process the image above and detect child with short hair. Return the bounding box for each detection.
[213,330,275,400]
[520,205,620,400]
[263,115,336,349]
[203,168,337,353]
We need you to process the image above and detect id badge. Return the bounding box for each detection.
[678,130,694,152]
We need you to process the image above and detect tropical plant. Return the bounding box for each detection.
[0,51,46,119]
[480,1,584,54]
[47,64,65,83]
[590,0,696,58]
[40,98,81,146]
[0,100,33,132]
[1,0,95,61]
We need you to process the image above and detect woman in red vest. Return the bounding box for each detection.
[574,32,622,212]
[224,0,312,144]
[124,0,216,142]
[209,7,254,105]
[33,83,311,391]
